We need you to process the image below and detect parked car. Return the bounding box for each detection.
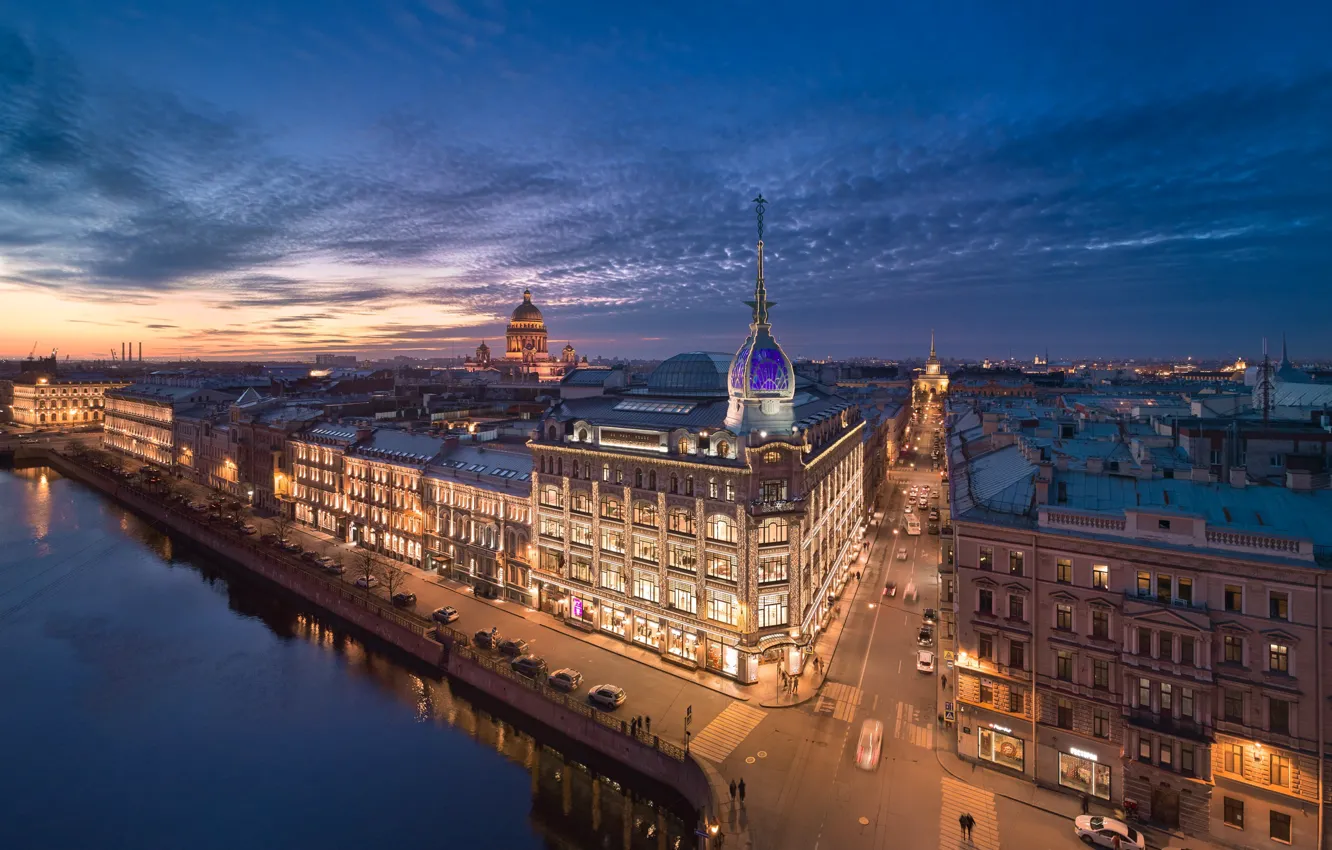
[473,630,497,649]
[431,606,460,624]
[941,523,953,536]
[916,650,936,673]
[587,684,626,710]
[498,638,530,657]
[928,508,940,520]
[928,522,940,535]
[280,540,302,552]
[354,575,379,589]
[260,533,277,544]
[391,591,417,607]
[314,555,336,568]
[883,581,897,598]
[917,626,934,647]
[547,668,583,691]
[922,608,937,625]
[854,719,884,771]
[510,655,548,679]
[240,524,258,535]
[1073,816,1145,849]
[324,561,346,575]
[300,551,319,563]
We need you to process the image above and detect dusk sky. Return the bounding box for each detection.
[1,1,1329,361]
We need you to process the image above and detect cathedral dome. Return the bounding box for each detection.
[510,289,544,324]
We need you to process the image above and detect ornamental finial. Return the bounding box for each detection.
[753,193,767,243]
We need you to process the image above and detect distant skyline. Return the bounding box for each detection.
[2,1,1330,360]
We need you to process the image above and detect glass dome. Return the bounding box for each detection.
[646,352,733,396]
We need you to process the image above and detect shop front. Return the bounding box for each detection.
[665,624,700,667]
[978,724,1026,773]
[705,636,740,678]
[632,614,662,649]
[600,603,629,639]
[1058,747,1112,801]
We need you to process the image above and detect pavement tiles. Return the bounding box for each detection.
[939,776,999,850]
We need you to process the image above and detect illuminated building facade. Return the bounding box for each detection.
[9,375,129,427]
[103,383,235,467]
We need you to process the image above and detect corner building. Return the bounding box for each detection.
[529,222,865,682]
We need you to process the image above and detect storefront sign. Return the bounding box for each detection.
[600,429,663,450]
[1069,747,1098,762]
[571,597,584,618]
[990,723,1011,734]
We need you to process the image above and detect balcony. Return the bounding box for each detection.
[1126,709,1212,743]
[750,497,804,516]
[1123,590,1208,612]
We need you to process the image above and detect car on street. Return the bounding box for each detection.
[510,655,549,679]
[300,551,319,563]
[354,575,379,589]
[588,684,627,710]
[903,582,919,604]
[314,555,336,569]
[917,626,934,647]
[280,540,302,553]
[903,505,914,514]
[883,580,897,598]
[391,591,417,607]
[1073,815,1145,849]
[431,606,460,624]
[548,668,583,691]
[240,523,257,535]
[916,650,936,673]
[498,637,530,657]
[928,508,939,520]
[473,630,498,649]
[854,719,884,771]
[324,561,345,575]
[896,547,908,561]
[922,608,937,625]
[928,522,939,535]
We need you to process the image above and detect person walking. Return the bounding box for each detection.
[958,813,969,840]
[729,780,737,803]
[1081,793,1090,814]
[738,778,746,804]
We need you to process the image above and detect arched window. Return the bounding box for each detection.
[547,424,559,441]
[635,468,643,489]
[708,477,719,499]
[759,517,789,544]
[600,496,622,520]
[707,515,737,543]
[602,463,611,482]
[668,509,697,535]
[685,476,694,496]
[634,501,658,527]
[557,458,563,476]
[648,470,657,490]
[725,480,735,501]
[716,440,730,458]
[669,474,678,494]
[577,427,589,442]
[677,437,689,455]
[615,466,624,484]
[572,460,580,479]
[541,485,562,508]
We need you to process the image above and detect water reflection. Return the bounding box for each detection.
[1,467,695,850]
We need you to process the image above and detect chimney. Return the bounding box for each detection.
[1229,467,1247,488]
[1086,457,1104,474]
[122,342,126,362]
[139,342,143,362]
[1287,470,1314,492]
[1034,462,1053,504]
[444,434,460,452]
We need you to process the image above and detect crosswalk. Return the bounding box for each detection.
[815,681,863,722]
[939,776,1000,850]
[894,699,935,750]
[688,702,767,763]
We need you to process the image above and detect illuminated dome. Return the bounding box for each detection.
[511,289,544,324]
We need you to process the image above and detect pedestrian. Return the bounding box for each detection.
[941,674,947,690]
[1081,793,1090,814]
[729,780,737,802]
[967,814,976,839]
[958,813,968,839]
[738,778,746,803]
[645,716,651,734]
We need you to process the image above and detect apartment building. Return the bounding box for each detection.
[7,373,129,427]
[104,383,238,467]
[949,398,1332,850]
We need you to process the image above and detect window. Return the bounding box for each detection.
[1177,577,1192,605]
[668,544,697,573]
[1138,677,1152,707]
[706,553,737,581]
[1091,609,1109,639]
[1056,558,1072,583]
[1224,690,1244,723]
[1180,746,1195,777]
[570,523,593,547]
[1270,698,1290,735]
[1138,738,1152,763]
[635,468,644,489]
[1269,643,1289,673]
[540,517,565,539]
[633,571,659,603]
[1225,584,1243,613]
[1157,573,1172,603]
[1270,591,1289,621]
[724,479,734,501]
[1056,697,1073,729]
[707,590,738,626]
[633,537,659,564]
[649,470,657,490]
[1271,811,1292,844]
[706,515,738,543]
[540,485,563,507]
[1136,570,1151,596]
[758,554,788,583]
[1093,708,1110,739]
[1056,651,1073,681]
[1093,659,1109,689]
[1137,627,1152,657]
[1181,636,1195,666]
[571,491,592,514]
[978,589,993,616]
[979,680,994,705]
[1009,551,1024,576]
[669,582,697,614]
[1009,641,1026,670]
[1008,595,1025,622]
[669,474,678,494]
[600,528,624,554]
[1092,563,1108,589]
[758,517,788,544]
[1223,743,1243,775]
[668,510,696,535]
[1223,797,1244,829]
[1270,753,1291,788]
[599,563,624,593]
[758,593,788,628]
[685,476,694,496]
[708,477,718,499]
[1158,519,1172,531]
[1160,682,1173,714]
[1224,635,1243,664]
[677,437,689,455]
[601,497,622,519]
[1008,690,1023,713]
[760,479,787,501]
[1159,632,1173,662]
[633,502,658,527]
[978,546,993,571]
[1272,453,1285,468]
[717,441,730,459]
[1056,604,1072,630]
[602,463,611,482]
[978,633,994,661]
[1181,687,1194,720]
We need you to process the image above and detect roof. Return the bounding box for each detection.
[561,367,617,387]
[355,430,444,463]
[642,352,732,397]
[427,444,533,489]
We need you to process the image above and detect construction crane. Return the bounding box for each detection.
[109,348,118,362]
[29,341,38,358]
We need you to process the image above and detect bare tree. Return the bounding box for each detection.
[354,547,378,591]
[381,560,409,600]
[271,512,292,543]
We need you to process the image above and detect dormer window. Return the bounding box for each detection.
[677,437,690,455]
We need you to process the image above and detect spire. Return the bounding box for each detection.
[1282,332,1289,365]
[745,194,776,327]
[523,288,532,303]
[929,329,936,359]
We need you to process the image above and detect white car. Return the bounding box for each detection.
[1073,816,1145,849]
[588,684,626,710]
[916,650,935,673]
[904,505,914,514]
[896,547,908,561]
[854,719,883,771]
[354,575,379,589]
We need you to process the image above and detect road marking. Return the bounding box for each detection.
[939,776,999,850]
[688,702,767,763]
[893,700,935,750]
[816,681,863,723]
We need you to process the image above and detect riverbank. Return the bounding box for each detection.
[11,446,731,843]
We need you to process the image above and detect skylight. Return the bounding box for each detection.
[613,400,696,415]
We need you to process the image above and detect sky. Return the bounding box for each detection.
[1,0,1330,362]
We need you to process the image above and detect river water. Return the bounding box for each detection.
[0,466,693,850]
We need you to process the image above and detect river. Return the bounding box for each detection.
[0,465,693,850]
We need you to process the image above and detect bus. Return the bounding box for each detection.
[906,514,921,536]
